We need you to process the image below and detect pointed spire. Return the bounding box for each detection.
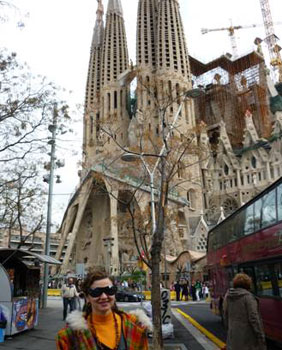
[107,0,123,16]
[92,0,104,47]
[96,0,104,23]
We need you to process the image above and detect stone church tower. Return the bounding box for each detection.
[54,0,209,276]
[54,0,282,278]
[83,0,130,170]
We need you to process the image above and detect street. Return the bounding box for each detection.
[176,302,282,350]
[0,298,281,350]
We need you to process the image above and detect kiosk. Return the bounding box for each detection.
[0,248,61,336]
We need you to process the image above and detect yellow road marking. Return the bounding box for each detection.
[176,308,226,349]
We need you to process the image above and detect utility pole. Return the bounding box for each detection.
[42,105,58,308]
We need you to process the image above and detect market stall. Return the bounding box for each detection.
[0,248,61,336]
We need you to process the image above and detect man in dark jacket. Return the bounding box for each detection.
[174,281,181,301]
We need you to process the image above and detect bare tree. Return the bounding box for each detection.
[0,48,73,253]
[0,162,46,247]
[89,72,206,350]
[0,49,70,164]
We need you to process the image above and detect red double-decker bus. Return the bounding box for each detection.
[207,177,282,344]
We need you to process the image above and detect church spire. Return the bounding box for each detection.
[137,0,158,68]
[91,0,104,47]
[96,0,104,22]
[83,0,105,166]
[102,0,128,86]
[156,0,190,77]
[107,0,123,16]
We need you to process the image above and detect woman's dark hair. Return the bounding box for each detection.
[81,269,122,317]
[233,273,252,290]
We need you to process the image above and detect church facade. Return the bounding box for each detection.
[54,0,282,278]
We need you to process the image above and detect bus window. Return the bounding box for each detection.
[244,204,254,235]
[261,190,277,229]
[255,264,279,297]
[229,214,239,242]
[235,210,245,239]
[277,183,282,221]
[254,198,262,231]
[239,266,256,293]
[274,262,282,297]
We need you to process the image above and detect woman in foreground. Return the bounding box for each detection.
[223,273,266,350]
[56,270,151,350]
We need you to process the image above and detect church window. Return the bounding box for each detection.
[120,90,123,108]
[187,189,196,208]
[107,93,111,112]
[114,91,118,109]
[224,164,229,176]
[241,176,244,185]
[90,115,94,135]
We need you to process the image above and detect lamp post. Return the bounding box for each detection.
[42,105,58,309]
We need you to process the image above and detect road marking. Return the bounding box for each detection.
[176,308,226,350]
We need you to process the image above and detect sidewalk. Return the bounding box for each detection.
[0,298,65,350]
[0,298,211,350]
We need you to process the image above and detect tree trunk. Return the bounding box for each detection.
[151,244,163,350]
[151,157,167,350]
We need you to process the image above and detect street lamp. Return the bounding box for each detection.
[42,105,58,309]
[42,105,65,308]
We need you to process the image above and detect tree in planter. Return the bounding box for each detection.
[88,73,206,350]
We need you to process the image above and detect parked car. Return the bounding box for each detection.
[116,289,145,302]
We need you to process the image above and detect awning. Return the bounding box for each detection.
[0,248,62,265]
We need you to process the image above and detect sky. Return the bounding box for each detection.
[1,0,282,228]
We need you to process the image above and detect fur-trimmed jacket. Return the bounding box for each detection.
[56,309,152,350]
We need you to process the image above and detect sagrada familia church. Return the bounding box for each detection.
[54,0,282,280]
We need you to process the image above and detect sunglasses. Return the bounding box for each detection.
[88,285,117,298]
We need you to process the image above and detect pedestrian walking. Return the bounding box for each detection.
[75,278,84,311]
[203,283,209,299]
[61,277,79,321]
[174,280,181,301]
[195,280,202,301]
[223,273,266,350]
[181,280,189,301]
[190,282,197,301]
[56,270,151,350]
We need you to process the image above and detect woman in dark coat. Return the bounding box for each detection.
[181,280,189,301]
[223,273,266,350]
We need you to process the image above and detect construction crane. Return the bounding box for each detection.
[259,0,282,82]
[202,21,282,60]
[201,22,267,59]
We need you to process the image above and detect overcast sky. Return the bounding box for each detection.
[1,0,282,227]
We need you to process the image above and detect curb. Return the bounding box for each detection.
[176,308,226,349]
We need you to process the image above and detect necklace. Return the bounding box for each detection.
[92,311,120,350]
